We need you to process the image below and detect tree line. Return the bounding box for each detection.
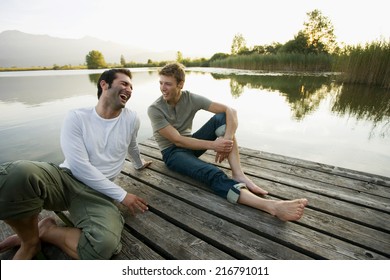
[38,9,390,88]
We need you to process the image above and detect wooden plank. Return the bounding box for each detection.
[238,147,390,187]
[118,205,234,260]
[138,147,390,233]
[116,170,311,260]
[237,151,390,198]
[136,149,390,257]
[141,138,390,189]
[122,160,388,259]
[186,151,390,213]
[112,230,164,260]
[1,139,389,260]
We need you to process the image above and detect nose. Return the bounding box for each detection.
[125,84,132,93]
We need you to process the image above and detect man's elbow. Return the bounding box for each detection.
[229,107,237,117]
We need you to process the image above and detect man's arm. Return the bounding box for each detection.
[61,111,148,215]
[127,115,152,170]
[207,102,238,162]
[207,102,238,140]
[157,101,235,154]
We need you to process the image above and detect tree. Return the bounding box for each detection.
[85,50,107,69]
[265,42,282,54]
[176,51,183,63]
[120,55,126,66]
[209,52,230,61]
[302,9,337,54]
[231,33,247,55]
[279,31,310,54]
[252,45,266,55]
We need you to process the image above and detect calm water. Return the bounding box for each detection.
[0,68,389,177]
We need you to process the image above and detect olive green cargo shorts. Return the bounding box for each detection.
[0,160,124,259]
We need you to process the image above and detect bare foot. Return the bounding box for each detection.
[270,199,308,221]
[38,217,58,239]
[0,234,21,253]
[233,174,268,195]
[0,217,57,254]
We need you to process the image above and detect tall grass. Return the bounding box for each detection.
[334,40,390,88]
[209,40,390,88]
[210,53,333,72]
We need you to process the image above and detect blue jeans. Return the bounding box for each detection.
[162,113,239,199]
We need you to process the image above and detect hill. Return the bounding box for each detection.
[0,30,176,67]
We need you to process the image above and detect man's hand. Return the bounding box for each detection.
[137,160,152,170]
[121,193,148,216]
[215,151,229,163]
[213,137,233,153]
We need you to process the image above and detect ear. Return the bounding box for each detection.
[100,80,108,90]
[178,81,184,89]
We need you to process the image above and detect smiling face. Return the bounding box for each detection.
[102,72,133,110]
[159,74,183,105]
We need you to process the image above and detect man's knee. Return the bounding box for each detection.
[0,161,45,220]
[214,113,226,137]
[214,112,226,124]
[78,225,123,259]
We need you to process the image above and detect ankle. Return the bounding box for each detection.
[14,241,41,260]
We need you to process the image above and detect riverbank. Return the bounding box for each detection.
[2,40,389,88]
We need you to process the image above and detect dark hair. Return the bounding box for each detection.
[158,62,185,84]
[97,68,132,99]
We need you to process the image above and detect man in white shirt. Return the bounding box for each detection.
[0,69,151,259]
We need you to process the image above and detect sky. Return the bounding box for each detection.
[1,0,389,58]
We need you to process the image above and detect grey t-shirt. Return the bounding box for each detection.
[148,90,212,151]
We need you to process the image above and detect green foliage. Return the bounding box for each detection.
[279,32,309,54]
[176,51,183,63]
[85,50,107,69]
[334,40,390,88]
[231,33,247,55]
[1,8,385,89]
[120,55,126,66]
[209,53,230,61]
[210,52,333,72]
[302,9,337,54]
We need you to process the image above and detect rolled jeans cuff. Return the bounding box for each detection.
[227,183,247,204]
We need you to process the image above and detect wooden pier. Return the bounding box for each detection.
[1,139,390,260]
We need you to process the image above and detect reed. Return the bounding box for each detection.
[209,53,333,72]
[334,40,390,88]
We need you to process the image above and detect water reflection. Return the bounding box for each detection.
[88,73,101,86]
[0,74,96,105]
[0,69,389,176]
[332,84,390,138]
[211,73,390,137]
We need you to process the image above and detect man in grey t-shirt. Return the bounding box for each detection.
[148,63,308,221]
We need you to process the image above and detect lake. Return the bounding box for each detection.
[0,68,389,177]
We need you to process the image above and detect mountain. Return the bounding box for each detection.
[0,30,176,67]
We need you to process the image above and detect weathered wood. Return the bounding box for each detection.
[1,139,389,260]
[118,202,233,260]
[116,170,310,260]
[112,230,164,260]
[131,154,390,258]
[122,158,388,260]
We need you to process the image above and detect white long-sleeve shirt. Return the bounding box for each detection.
[59,107,144,202]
